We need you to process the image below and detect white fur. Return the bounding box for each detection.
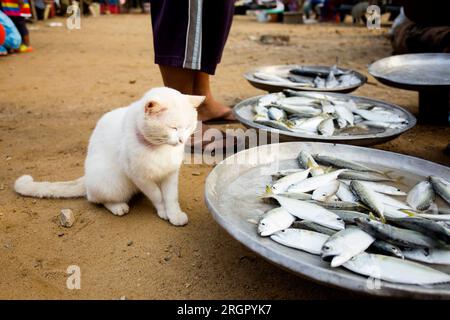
[14,87,204,226]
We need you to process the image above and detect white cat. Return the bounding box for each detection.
[14,87,204,226]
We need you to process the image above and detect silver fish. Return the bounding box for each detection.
[334,105,354,126]
[386,216,450,244]
[353,109,406,123]
[257,93,285,108]
[313,155,380,173]
[271,229,330,255]
[322,227,375,267]
[312,180,340,202]
[339,170,394,182]
[402,248,450,265]
[331,210,369,224]
[355,217,440,248]
[430,176,450,205]
[297,150,325,177]
[274,196,345,230]
[318,118,335,137]
[350,181,385,220]
[292,220,336,236]
[254,119,293,131]
[271,168,305,179]
[407,181,435,211]
[345,180,406,196]
[268,107,287,121]
[258,207,296,237]
[343,252,450,285]
[370,241,404,259]
[289,169,346,193]
[271,169,311,194]
[336,182,359,202]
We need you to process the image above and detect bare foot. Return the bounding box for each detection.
[197,97,236,122]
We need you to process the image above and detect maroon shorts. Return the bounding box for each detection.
[150,0,235,75]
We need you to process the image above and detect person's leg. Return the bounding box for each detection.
[193,71,235,122]
[158,65,195,94]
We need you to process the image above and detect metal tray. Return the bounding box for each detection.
[244,65,367,93]
[233,92,416,146]
[204,142,450,299]
[369,53,450,91]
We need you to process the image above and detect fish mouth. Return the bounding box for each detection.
[321,254,334,263]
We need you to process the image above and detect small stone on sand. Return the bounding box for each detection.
[59,209,75,228]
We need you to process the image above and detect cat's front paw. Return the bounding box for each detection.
[157,208,168,220]
[168,211,188,226]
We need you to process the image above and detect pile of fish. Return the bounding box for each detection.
[252,65,362,90]
[252,90,409,137]
[257,150,450,285]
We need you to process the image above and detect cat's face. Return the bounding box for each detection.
[138,87,204,146]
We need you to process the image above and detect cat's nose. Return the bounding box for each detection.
[178,137,184,144]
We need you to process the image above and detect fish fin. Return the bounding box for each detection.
[399,209,417,217]
[368,212,377,220]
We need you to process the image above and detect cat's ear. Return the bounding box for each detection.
[185,95,205,108]
[145,101,166,116]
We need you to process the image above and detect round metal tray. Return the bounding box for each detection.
[233,92,416,146]
[368,53,450,91]
[244,65,367,93]
[204,142,450,299]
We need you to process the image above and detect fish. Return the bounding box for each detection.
[254,119,293,132]
[322,227,375,267]
[287,74,315,86]
[376,193,411,210]
[320,100,335,114]
[257,92,285,107]
[430,176,450,205]
[270,229,330,255]
[402,248,450,265]
[353,109,406,123]
[383,205,411,218]
[325,71,339,89]
[253,72,292,84]
[288,116,326,133]
[406,181,435,211]
[257,207,296,237]
[318,118,335,137]
[297,150,325,176]
[270,169,305,179]
[274,196,345,230]
[290,66,349,77]
[271,169,311,194]
[339,170,394,182]
[313,155,381,173]
[288,169,346,193]
[274,104,321,117]
[416,214,450,222]
[331,210,369,224]
[336,182,359,202]
[342,180,406,196]
[313,76,326,88]
[355,217,440,248]
[313,201,368,212]
[277,96,321,107]
[361,121,405,129]
[343,252,450,285]
[334,105,354,126]
[386,216,450,244]
[292,221,337,236]
[268,107,287,121]
[370,241,404,259]
[312,180,340,202]
[350,181,385,220]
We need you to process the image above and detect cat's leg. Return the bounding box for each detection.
[131,177,167,220]
[160,170,188,226]
[103,202,130,216]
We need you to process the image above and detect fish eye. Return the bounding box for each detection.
[323,245,330,251]
[261,222,266,226]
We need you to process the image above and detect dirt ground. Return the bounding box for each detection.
[0,14,449,300]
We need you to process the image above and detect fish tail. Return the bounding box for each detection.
[399,209,417,217]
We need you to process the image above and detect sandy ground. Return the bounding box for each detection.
[0,14,449,300]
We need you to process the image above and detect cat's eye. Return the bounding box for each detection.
[170,126,178,131]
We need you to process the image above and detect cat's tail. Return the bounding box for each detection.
[14,175,86,198]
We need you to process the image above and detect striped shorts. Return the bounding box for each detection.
[150,0,235,75]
